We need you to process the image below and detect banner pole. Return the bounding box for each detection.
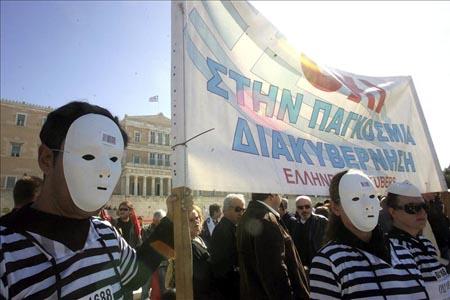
[172,186,193,300]
[171,1,193,299]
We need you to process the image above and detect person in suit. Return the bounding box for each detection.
[278,197,296,235]
[292,195,328,270]
[200,203,221,247]
[236,193,309,300]
[209,194,246,299]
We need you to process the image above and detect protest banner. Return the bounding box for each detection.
[171,1,446,196]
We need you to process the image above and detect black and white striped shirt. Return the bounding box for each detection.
[1,217,136,299]
[309,241,429,300]
[389,228,449,300]
[389,228,445,282]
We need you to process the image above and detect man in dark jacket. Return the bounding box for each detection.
[279,197,296,235]
[236,193,309,300]
[209,194,246,299]
[200,203,221,247]
[292,195,328,269]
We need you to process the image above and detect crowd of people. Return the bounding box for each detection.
[1,101,449,300]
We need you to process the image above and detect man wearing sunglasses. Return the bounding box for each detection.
[209,194,246,299]
[387,180,450,299]
[292,195,328,271]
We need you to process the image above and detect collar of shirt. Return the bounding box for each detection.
[257,200,280,218]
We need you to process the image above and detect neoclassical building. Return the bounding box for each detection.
[114,113,172,196]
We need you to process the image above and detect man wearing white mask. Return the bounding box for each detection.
[387,180,450,300]
[309,169,429,299]
[0,102,175,300]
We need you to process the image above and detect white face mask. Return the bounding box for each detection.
[63,114,124,212]
[339,170,380,232]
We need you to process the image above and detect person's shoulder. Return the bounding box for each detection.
[0,205,32,229]
[389,241,416,260]
[317,241,352,257]
[0,213,20,237]
[312,213,328,222]
[388,234,412,250]
[201,217,210,227]
[417,235,439,252]
[417,235,434,245]
[213,218,233,235]
[257,205,277,223]
[0,210,17,227]
[91,217,119,235]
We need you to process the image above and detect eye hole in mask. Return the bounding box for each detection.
[110,156,118,162]
[82,154,95,161]
[369,194,375,199]
[352,197,360,201]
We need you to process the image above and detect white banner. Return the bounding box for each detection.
[171,1,446,195]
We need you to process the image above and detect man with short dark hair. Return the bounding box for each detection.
[292,195,328,269]
[236,193,309,300]
[12,175,43,210]
[0,101,174,299]
[200,203,221,246]
[210,194,246,299]
[279,197,296,234]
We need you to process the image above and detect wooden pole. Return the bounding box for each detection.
[172,186,193,299]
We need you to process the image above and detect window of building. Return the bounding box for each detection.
[134,131,141,143]
[133,155,140,164]
[165,154,170,166]
[165,134,170,146]
[149,153,156,165]
[6,176,17,189]
[150,131,156,144]
[157,153,163,166]
[16,113,26,126]
[11,143,22,157]
[157,132,163,145]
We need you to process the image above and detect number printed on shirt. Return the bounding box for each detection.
[81,286,113,300]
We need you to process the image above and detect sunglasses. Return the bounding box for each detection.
[119,207,130,212]
[232,206,246,213]
[297,205,311,210]
[393,202,429,215]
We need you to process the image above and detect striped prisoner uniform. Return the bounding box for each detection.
[0,205,172,300]
[309,241,429,299]
[389,227,450,300]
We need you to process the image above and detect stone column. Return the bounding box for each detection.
[151,177,155,196]
[143,176,147,197]
[125,175,130,196]
[134,176,138,196]
[168,178,172,195]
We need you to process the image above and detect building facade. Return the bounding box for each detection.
[0,99,52,213]
[107,114,173,218]
[117,113,172,197]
